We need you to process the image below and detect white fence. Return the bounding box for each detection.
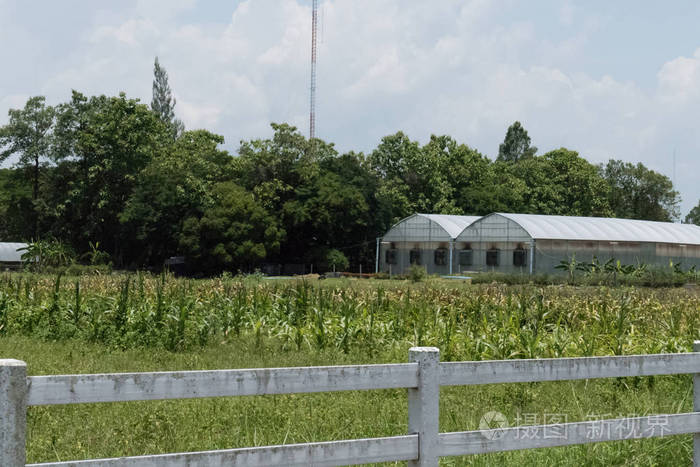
[1,342,699,466]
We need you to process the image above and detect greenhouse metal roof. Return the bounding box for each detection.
[383,214,481,241]
[0,243,27,262]
[494,213,700,245]
[420,214,481,239]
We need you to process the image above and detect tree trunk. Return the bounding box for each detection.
[33,156,39,201]
[33,155,39,238]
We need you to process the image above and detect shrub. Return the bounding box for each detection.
[19,239,75,271]
[408,264,427,282]
[82,241,111,266]
[326,249,349,272]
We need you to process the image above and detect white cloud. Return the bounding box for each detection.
[657,48,700,103]
[559,2,575,26]
[177,99,221,128]
[91,18,159,46]
[133,0,196,20]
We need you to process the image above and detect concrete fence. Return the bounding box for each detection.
[2,342,700,466]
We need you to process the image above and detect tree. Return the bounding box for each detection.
[370,132,452,221]
[497,121,537,163]
[600,160,680,221]
[513,148,611,216]
[326,249,349,272]
[120,130,233,265]
[424,135,526,215]
[52,91,170,262]
[0,168,33,240]
[151,57,184,140]
[178,182,285,273]
[0,96,56,236]
[685,201,700,225]
[234,123,343,264]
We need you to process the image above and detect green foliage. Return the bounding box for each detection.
[497,121,537,162]
[325,249,349,272]
[120,130,232,265]
[513,148,612,216]
[151,57,184,139]
[601,159,680,221]
[554,255,583,284]
[178,182,285,273]
[82,241,111,266]
[0,273,696,358]
[0,96,56,203]
[566,257,695,288]
[0,168,33,240]
[0,96,56,237]
[408,264,427,282]
[685,200,700,225]
[370,132,454,218]
[19,239,75,270]
[51,91,170,261]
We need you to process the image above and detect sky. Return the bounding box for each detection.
[1,0,699,216]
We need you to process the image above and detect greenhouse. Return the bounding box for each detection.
[0,242,27,268]
[376,214,480,275]
[456,213,700,274]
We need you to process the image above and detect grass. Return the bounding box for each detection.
[0,273,698,465]
[2,336,694,466]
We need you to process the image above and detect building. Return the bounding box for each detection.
[376,213,700,275]
[0,243,27,269]
[456,213,700,274]
[376,214,480,275]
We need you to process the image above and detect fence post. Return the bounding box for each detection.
[694,341,700,467]
[0,359,27,467]
[408,347,440,467]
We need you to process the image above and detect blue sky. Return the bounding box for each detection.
[1,0,699,216]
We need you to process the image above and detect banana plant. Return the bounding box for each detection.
[554,255,586,283]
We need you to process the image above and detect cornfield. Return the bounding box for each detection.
[1,273,697,359]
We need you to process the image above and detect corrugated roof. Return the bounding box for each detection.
[0,243,27,262]
[494,213,700,245]
[418,214,481,239]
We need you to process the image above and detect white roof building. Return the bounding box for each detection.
[378,212,700,275]
[0,243,27,263]
[489,213,700,245]
[456,213,700,273]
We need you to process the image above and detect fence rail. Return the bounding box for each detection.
[2,341,699,467]
[26,436,420,467]
[439,352,700,386]
[438,413,700,457]
[26,363,418,406]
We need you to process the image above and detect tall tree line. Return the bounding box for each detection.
[0,64,687,274]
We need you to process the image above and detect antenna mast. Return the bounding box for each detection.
[309,0,318,139]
